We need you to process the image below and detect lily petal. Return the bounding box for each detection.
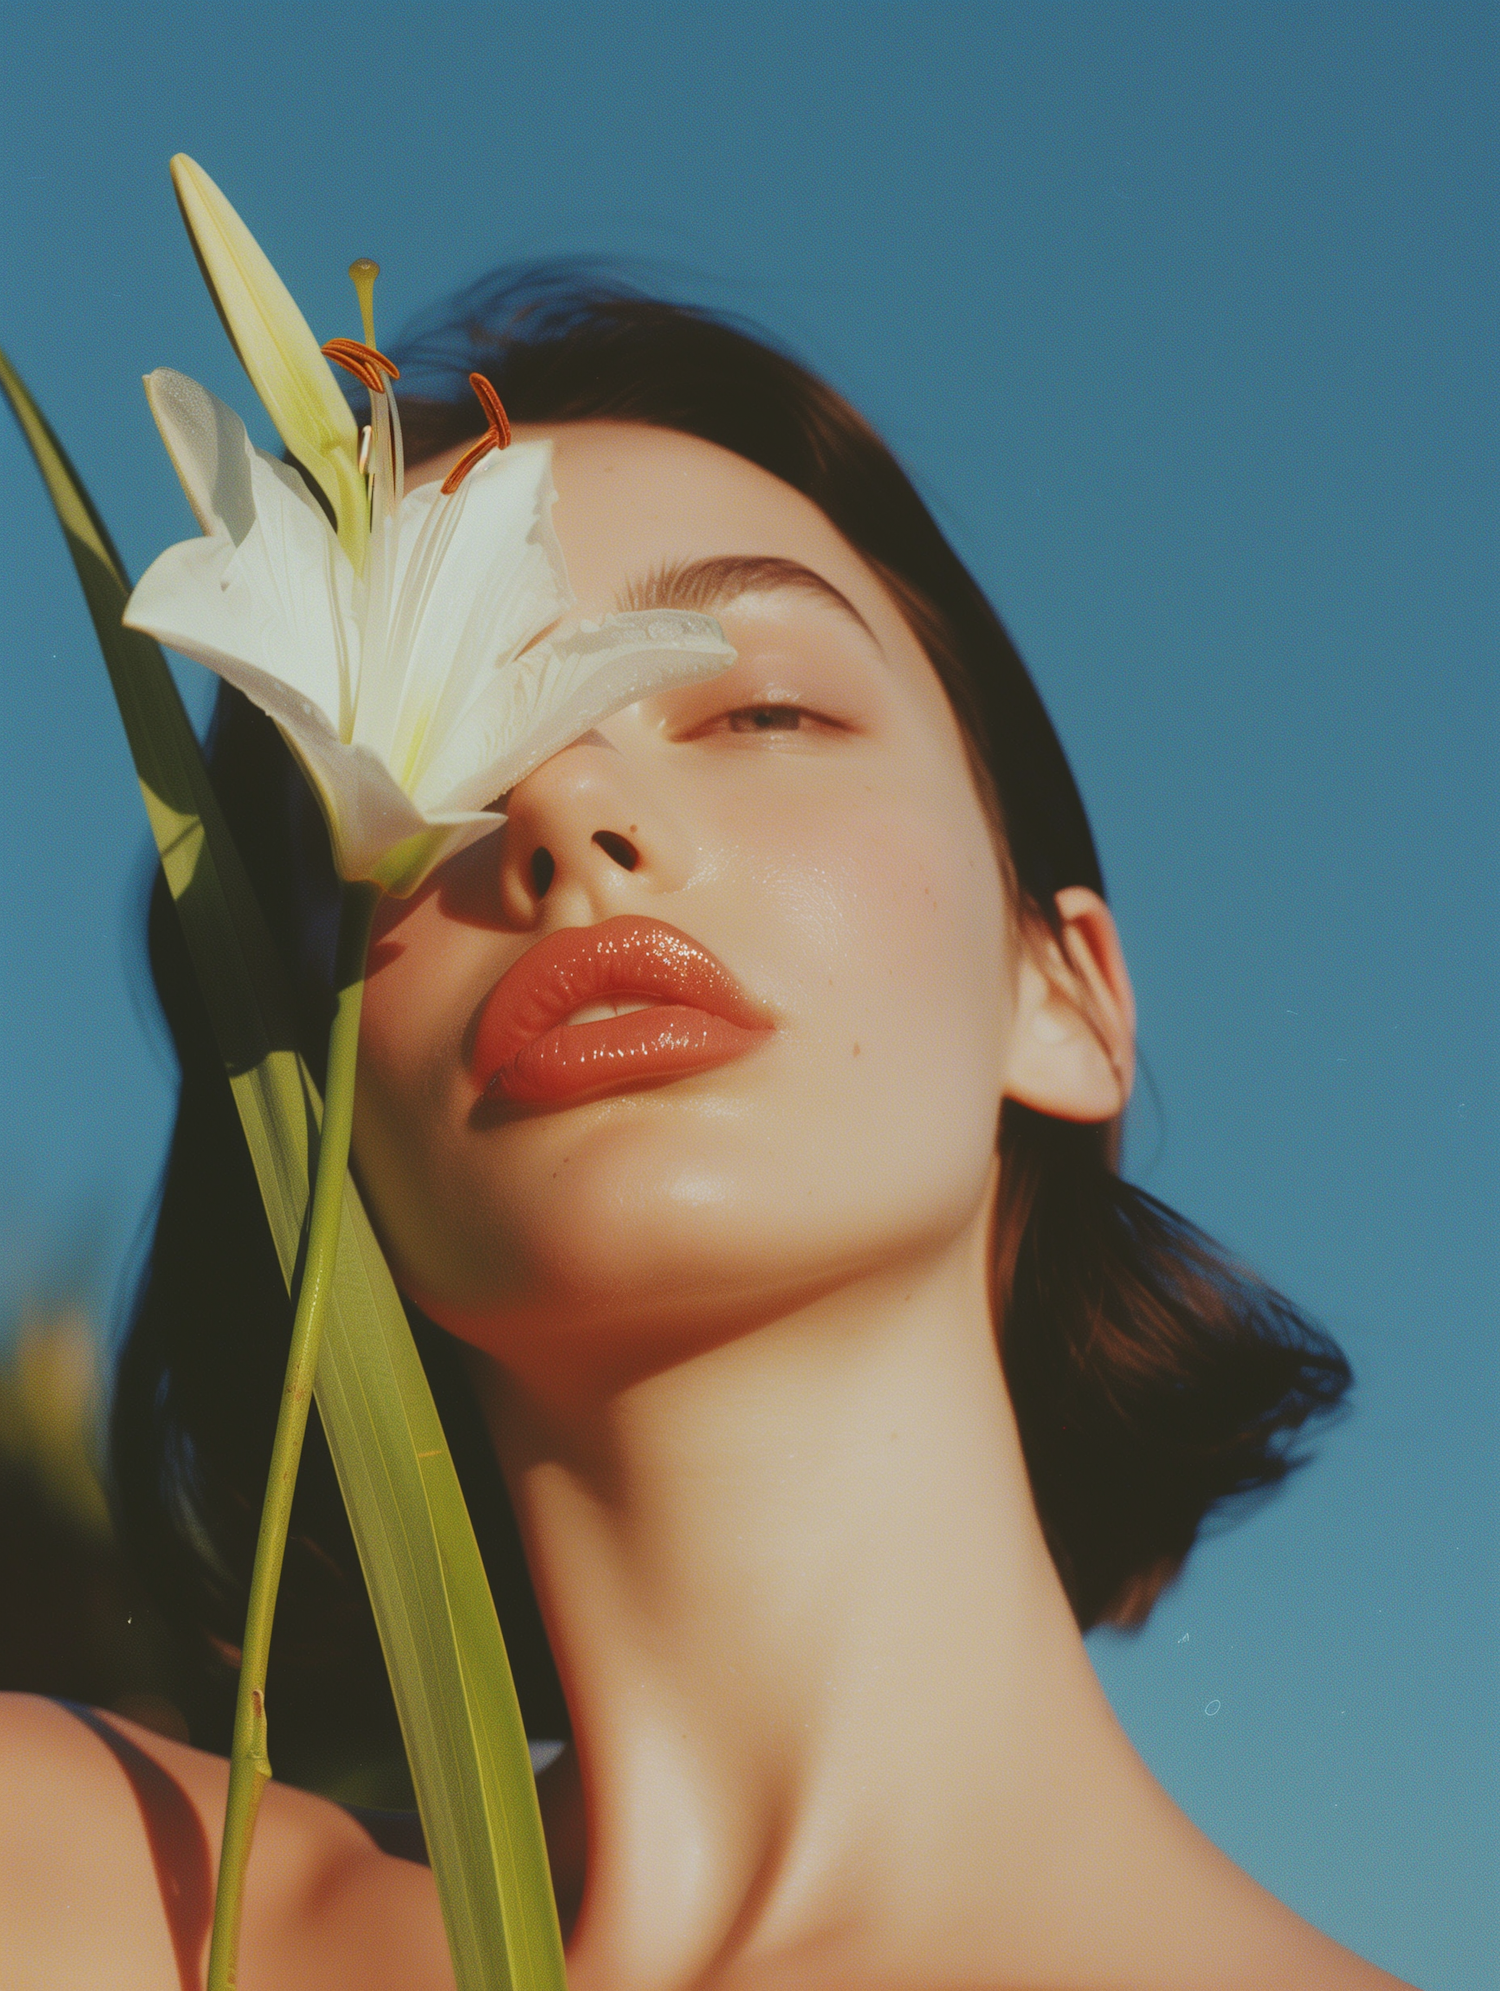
[369,443,572,784]
[366,814,503,898]
[271,723,477,890]
[126,451,355,727]
[421,609,737,814]
[170,155,367,569]
[144,368,330,547]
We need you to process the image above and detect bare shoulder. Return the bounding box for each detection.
[1168,1795,1424,1991]
[0,1692,451,1990]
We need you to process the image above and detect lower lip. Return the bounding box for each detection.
[484,1005,768,1105]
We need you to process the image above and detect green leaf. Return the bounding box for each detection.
[0,342,567,1991]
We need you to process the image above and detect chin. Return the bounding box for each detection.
[386,1097,991,1395]
[401,1163,836,1369]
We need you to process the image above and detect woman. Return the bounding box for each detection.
[0,273,1413,1989]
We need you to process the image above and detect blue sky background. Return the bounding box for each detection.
[0,6,1492,1985]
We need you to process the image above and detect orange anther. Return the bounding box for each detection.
[439,373,513,494]
[321,337,401,395]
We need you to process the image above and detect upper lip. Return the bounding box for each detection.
[470,915,772,1092]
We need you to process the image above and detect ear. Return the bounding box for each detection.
[1002,887,1135,1122]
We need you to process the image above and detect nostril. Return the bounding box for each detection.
[593,831,639,872]
[530,846,556,896]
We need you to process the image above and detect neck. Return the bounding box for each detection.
[471,1203,1321,1991]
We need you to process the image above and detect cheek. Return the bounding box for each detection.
[352,899,486,1268]
[745,781,1010,1161]
[358,890,481,1084]
[346,763,1012,1334]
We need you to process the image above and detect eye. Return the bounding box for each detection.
[666,687,858,746]
[726,704,806,733]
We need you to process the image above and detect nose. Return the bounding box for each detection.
[495,734,687,927]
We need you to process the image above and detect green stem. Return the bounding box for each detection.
[206,881,379,1991]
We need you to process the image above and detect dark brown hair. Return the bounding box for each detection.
[111,268,1351,1757]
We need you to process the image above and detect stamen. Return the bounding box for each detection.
[469,374,512,450]
[358,424,372,474]
[322,337,400,395]
[439,373,513,495]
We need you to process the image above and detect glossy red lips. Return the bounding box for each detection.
[472,916,773,1106]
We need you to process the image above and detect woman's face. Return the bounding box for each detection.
[354,422,1014,1388]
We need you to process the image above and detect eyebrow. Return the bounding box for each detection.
[616,554,877,639]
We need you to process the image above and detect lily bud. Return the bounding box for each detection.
[170,154,367,570]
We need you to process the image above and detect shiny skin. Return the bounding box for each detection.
[0,424,1411,1991]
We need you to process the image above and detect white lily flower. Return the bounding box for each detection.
[124,367,734,894]
[127,159,733,896]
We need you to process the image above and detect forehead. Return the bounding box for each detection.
[423,420,917,657]
[411,421,987,812]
